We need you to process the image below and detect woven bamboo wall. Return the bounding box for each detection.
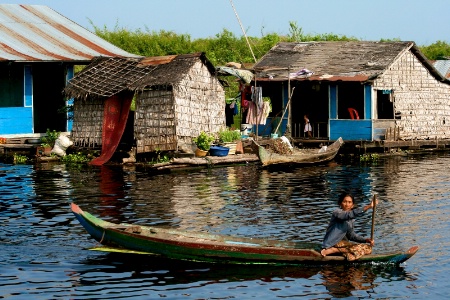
[71,98,104,147]
[135,61,225,153]
[135,89,176,153]
[374,51,450,140]
[175,60,225,145]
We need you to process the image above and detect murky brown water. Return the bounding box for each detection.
[1,152,449,299]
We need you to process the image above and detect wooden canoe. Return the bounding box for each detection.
[253,137,344,166]
[71,203,418,265]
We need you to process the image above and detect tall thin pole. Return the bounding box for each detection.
[371,194,377,241]
[229,0,257,63]
[255,77,258,140]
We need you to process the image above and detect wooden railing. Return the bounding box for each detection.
[292,122,328,138]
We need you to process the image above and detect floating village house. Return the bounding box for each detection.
[0,4,137,137]
[64,53,225,164]
[251,41,450,142]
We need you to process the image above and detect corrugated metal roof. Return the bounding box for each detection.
[0,4,139,62]
[433,60,450,78]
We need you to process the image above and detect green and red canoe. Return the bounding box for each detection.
[71,203,418,265]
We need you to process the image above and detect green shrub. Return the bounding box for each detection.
[218,128,241,143]
[41,129,60,148]
[193,131,215,151]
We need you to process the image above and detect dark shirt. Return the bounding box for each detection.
[322,207,367,249]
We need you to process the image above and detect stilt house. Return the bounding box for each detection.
[252,41,450,142]
[64,53,225,157]
[0,4,138,137]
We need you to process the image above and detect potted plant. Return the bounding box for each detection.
[40,129,60,155]
[218,128,241,155]
[192,131,215,157]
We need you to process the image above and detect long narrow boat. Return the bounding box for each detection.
[71,203,418,265]
[253,137,344,166]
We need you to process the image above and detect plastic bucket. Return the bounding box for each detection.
[240,124,252,135]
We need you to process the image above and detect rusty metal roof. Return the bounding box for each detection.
[0,4,139,62]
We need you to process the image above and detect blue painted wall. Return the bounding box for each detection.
[330,85,337,119]
[273,83,290,136]
[66,66,74,132]
[1,63,75,135]
[24,66,33,107]
[0,66,33,134]
[0,107,33,134]
[330,119,372,141]
[256,117,287,136]
[327,83,374,141]
[364,84,372,119]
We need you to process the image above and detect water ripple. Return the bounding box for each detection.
[1,154,450,298]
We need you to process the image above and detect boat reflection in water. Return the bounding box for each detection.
[6,150,450,298]
[66,251,410,299]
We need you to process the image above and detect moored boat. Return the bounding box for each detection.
[71,203,418,265]
[253,137,344,167]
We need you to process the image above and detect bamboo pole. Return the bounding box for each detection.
[229,0,256,63]
[274,67,294,136]
[370,194,377,241]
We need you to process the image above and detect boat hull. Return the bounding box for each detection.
[253,137,344,166]
[71,203,418,265]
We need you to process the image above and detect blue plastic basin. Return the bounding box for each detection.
[209,146,230,157]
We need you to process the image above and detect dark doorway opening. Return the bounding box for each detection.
[291,81,329,138]
[337,83,364,120]
[376,90,394,119]
[33,63,67,133]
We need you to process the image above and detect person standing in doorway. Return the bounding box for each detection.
[304,114,312,138]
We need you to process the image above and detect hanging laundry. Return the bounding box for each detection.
[246,101,271,125]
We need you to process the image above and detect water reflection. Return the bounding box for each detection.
[2,153,450,298]
[64,252,415,299]
[320,264,378,297]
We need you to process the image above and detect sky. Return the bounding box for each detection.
[3,0,449,46]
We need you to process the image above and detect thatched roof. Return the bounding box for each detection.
[64,52,217,99]
[253,41,448,83]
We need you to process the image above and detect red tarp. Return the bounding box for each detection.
[90,93,132,166]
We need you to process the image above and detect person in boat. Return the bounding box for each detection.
[321,192,378,261]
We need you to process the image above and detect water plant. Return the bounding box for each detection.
[61,152,91,164]
[359,153,379,162]
[13,154,28,164]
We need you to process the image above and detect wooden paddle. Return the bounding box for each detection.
[370,194,377,240]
